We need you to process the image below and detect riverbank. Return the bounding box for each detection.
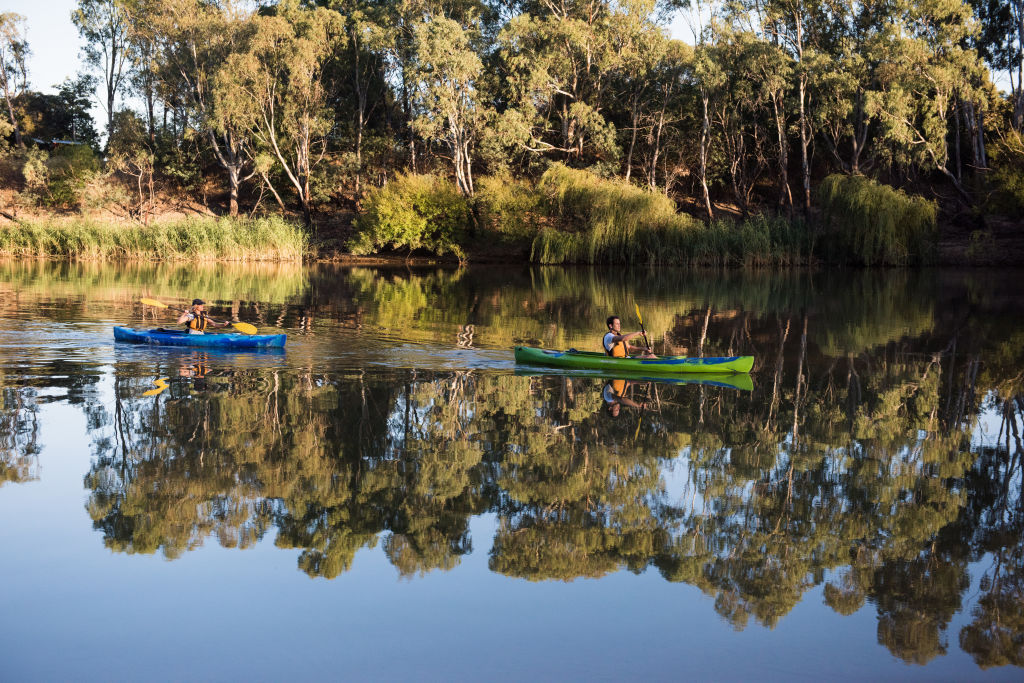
[1,169,1021,266]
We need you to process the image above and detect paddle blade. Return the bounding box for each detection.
[140,298,168,309]
[634,302,643,326]
[232,322,258,335]
[142,377,169,397]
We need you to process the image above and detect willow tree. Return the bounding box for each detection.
[222,1,345,223]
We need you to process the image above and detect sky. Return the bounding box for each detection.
[6,0,84,95]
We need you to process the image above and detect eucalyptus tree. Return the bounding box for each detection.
[0,12,28,149]
[969,0,1024,130]
[805,0,896,177]
[72,0,133,142]
[122,0,161,141]
[412,13,490,195]
[498,0,651,165]
[137,0,260,216]
[221,1,345,223]
[685,0,721,219]
[639,39,693,193]
[757,0,828,213]
[705,30,779,215]
[606,0,668,183]
[867,0,985,199]
[323,0,393,195]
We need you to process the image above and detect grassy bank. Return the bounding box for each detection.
[0,216,308,262]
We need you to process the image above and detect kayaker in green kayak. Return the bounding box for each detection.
[603,315,656,358]
[177,299,229,335]
[603,378,647,417]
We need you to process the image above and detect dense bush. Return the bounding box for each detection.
[817,174,937,266]
[348,173,471,259]
[46,144,102,209]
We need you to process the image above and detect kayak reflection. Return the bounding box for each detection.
[514,368,753,392]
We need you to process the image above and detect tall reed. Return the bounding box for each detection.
[0,216,308,262]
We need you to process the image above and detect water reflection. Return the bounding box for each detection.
[1,262,1023,670]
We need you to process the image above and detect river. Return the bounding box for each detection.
[1,260,1022,680]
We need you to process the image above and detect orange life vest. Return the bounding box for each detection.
[604,332,626,357]
[186,311,208,332]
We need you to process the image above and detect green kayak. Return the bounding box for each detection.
[514,346,754,374]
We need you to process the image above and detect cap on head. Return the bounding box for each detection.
[192,298,205,306]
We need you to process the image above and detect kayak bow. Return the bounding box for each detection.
[114,327,286,349]
[514,345,753,374]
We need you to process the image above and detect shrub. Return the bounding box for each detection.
[19,148,49,205]
[46,144,102,209]
[530,163,698,264]
[348,173,471,259]
[817,174,937,266]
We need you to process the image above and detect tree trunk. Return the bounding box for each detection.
[798,72,811,213]
[228,165,239,217]
[2,88,23,148]
[625,88,640,182]
[772,91,791,209]
[1015,0,1024,129]
[699,89,714,220]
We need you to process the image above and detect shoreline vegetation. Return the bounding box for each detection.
[0,215,306,262]
[2,0,1023,267]
[0,164,988,266]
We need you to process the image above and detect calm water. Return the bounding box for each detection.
[1,261,1022,680]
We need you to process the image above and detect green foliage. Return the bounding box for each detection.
[528,165,809,266]
[473,172,542,244]
[986,131,1024,214]
[18,147,48,204]
[0,215,307,261]
[44,144,102,209]
[349,173,471,259]
[817,174,938,266]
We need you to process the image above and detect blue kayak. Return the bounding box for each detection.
[114,326,286,349]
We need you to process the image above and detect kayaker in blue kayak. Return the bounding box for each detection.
[604,316,656,358]
[177,299,230,335]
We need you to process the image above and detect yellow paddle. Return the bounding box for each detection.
[634,302,652,353]
[142,377,169,397]
[139,298,258,335]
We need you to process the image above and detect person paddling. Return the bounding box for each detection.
[603,315,656,358]
[603,378,647,417]
[177,299,229,335]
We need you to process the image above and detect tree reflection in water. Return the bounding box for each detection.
[2,263,1021,668]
